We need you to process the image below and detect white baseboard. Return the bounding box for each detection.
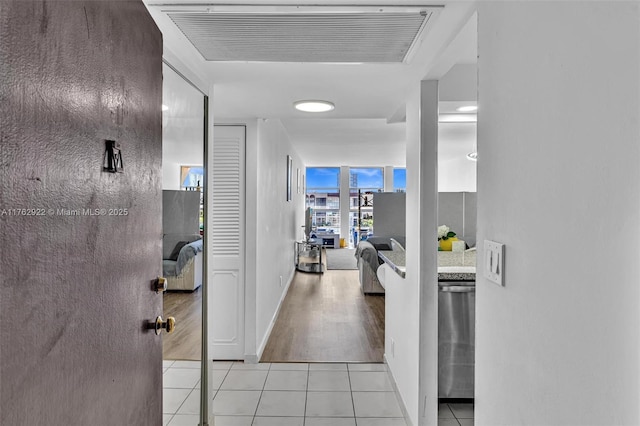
[384,354,413,426]
[255,268,295,361]
[244,354,259,364]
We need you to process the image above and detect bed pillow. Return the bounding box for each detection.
[168,241,189,261]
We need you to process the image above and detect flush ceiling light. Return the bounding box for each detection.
[456,105,478,112]
[294,100,335,113]
[162,104,169,111]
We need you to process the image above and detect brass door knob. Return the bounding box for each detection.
[165,316,176,333]
[153,277,167,293]
[150,316,176,335]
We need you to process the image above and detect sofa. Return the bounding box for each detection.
[355,236,405,295]
[162,234,203,291]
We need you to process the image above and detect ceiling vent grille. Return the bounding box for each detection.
[166,7,440,63]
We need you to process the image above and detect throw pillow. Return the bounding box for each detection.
[365,236,392,251]
[168,241,189,261]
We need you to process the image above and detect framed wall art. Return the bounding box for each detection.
[286,155,293,201]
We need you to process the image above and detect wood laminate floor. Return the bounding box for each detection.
[261,269,385,363]
[163,288,202,361]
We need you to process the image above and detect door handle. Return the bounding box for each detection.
[153,277,167,293]
[440,286,475,293]
[149,316,176,335]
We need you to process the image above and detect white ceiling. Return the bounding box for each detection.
[283,118,406,167]
[145,0,478,167]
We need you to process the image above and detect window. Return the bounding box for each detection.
[393,168,406,192]
[181,166,204,190]
[181,165,205,232]
[349,168,383,242]
[306,167,340,234]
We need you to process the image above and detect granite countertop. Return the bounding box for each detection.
[437,251,476,281]
[377,250,476,281]
[377,250,406,277]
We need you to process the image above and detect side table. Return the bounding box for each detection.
[294,240,324,273]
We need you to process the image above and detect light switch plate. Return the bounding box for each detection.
[484,240,505,286]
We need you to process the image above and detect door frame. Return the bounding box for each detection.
[161,58,211,426]
[201,92,210,426]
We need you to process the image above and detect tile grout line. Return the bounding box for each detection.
[347,364,358,426]
[445,402,475,426]
[448,402,455,422]
[164,413,174,426]
[303,364,310,426]
[209,361,233,422]
[250,362,270,423]
[164,365,201,417]
[211,362,231,402]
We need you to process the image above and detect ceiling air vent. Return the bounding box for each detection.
[164,5,441,63]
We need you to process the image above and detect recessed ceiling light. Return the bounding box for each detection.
[162,104,169,111]
[294,100,335,113]
[457,105,478,112]
[467,151,478,161]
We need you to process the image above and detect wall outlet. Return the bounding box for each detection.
[279,275,283,287]
[484,240,505,286]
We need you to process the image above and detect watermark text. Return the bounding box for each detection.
[1,207,129,217]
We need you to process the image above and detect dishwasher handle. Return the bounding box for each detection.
[439,286,475,293]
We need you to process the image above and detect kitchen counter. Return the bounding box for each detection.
[377,250,476,280]
[437,251,476,281]
[377,250,406,278]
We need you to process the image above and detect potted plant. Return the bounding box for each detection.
[438,225,458,251]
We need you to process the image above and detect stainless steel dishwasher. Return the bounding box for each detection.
[438,281,475,399]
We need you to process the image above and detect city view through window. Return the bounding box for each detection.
[394,168,406,192]
[306,167,340,234]
[349,168,383,243]
[307,167,399,245]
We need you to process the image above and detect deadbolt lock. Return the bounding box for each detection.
[150,316,176,335]
[153,277,167,293]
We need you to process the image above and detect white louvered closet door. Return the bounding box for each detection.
[210,125,245,359]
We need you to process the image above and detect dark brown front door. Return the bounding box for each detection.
[0,2,164,424]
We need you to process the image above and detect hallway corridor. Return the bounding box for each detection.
[261,270,385,363]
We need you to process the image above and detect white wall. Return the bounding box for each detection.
[254,119,306,357]
[438,63,477,102]
[417,81,440,426]
[244,120,259,360]
[382,263,418,422]
[476,3,640,425]
[386,81,439,426]
[438,123,476,192]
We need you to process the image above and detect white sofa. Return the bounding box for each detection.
[355,236,405,295]
[162,234,203,291]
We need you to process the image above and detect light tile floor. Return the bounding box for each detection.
[438,402,475,426]
[163,360,202,426]
[163,360,474,426]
